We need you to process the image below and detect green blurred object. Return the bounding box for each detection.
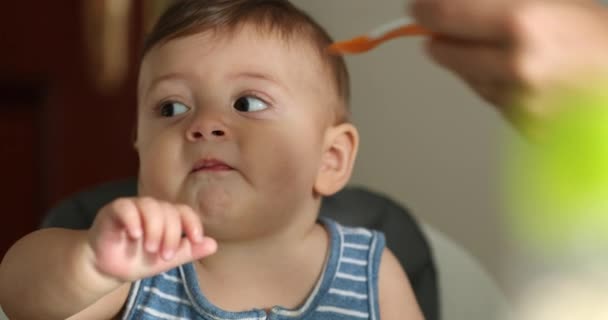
[506,85,608,254]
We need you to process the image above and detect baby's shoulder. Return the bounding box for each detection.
[329,219,386,250]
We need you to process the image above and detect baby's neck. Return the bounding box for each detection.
[199,197,324,269]
[193,210,330,311]
[198,209,321,272]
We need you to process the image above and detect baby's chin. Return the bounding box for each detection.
[141,180,274,240]
[179,185,278,241]
[139,178,232,215]
[184,185,232,219]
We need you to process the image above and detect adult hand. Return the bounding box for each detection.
[410,0,608,136]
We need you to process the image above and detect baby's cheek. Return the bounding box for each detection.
[263,141,320,192]
[137,146,181,199]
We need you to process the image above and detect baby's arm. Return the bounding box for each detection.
[0,197,217,320]
[378,248,425,319]
[0,227,128,320]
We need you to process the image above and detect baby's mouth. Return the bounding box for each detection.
[191,158,234,173]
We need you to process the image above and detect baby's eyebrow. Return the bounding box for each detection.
[145,72,190,93]
[230,71,276,82]
[228,71,289,92]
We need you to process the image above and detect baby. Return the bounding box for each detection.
[0,0,423,319]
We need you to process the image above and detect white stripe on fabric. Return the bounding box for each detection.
[342,228,372,237]
[121,281,141,320]
[136,305,190,320]
[329,288,368,300]
[342,257,368,266]
[316,305,369,318]
[161,273,183,283]
[368,233,380,320]
[344,243,370,250]
[143,286,192,305]
[336,272,367,282]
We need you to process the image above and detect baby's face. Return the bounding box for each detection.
[136,24,338,240]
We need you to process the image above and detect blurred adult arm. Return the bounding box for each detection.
[410,0,608,136]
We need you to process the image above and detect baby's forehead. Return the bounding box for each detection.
[182,25,326,64]
[140,25,332,87]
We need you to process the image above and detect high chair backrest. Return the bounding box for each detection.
[37,178,439,319]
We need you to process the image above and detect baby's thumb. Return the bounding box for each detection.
[190,237,218,259]
[172,237,218,265]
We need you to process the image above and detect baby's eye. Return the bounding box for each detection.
[159,101,190,117]
[233,96,269,112]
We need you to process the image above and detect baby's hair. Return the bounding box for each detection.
[141,0,350,122]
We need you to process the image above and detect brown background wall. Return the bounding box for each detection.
[0,2,143,258]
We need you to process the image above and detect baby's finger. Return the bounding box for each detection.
[136,197,164,253]
[147,237,217,274]
[176,204,204,244]
[110,198,142,239]
[160,203,181,261]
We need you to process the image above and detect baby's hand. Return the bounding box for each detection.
[87,197,217,282]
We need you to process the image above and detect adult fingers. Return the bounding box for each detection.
[426,37,518,92]
[410,0,515,41]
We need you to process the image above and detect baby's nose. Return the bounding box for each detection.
[190,129,225,140]
[186,112,230,141]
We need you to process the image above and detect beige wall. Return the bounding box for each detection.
[292,0,521,289]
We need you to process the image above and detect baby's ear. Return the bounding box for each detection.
[314,123,359,196]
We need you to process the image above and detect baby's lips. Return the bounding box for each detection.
[191,158,233,172]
